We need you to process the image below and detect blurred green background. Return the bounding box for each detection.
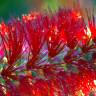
[0,0,96,22]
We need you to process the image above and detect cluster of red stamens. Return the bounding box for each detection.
[0,8,96,96]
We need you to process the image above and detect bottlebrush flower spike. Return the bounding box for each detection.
[0,19,25,95]
[58,70,96,95]
[0,19,25,65]
[23,15,48,69]
[47,18,65,58]
[57,9,89,48]
[0,8,96,96]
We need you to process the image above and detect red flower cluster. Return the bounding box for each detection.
[0,9,96,96]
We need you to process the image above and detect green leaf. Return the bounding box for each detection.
[84,53,92,61]
[43,0,59,11]
[0,77,5,84]
[61,64,68,71]
[32,71,37,77]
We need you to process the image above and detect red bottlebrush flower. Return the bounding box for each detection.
[75,71,96,96]
[17,75,63,96]
[58,70,96,96]
[57,9,89,49]
[0,19,25,90]
[0,8,96,96]
[47,23,65,57]
[23,15,48,69]
[1,19,25,65]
